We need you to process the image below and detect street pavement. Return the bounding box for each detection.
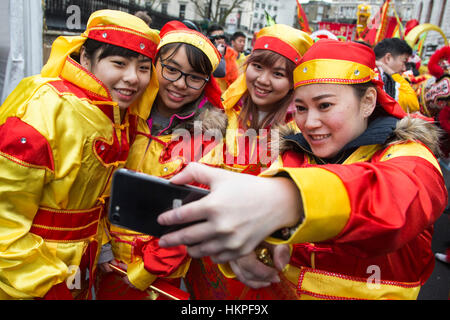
[418,158,450,300]
[418,212,450,299]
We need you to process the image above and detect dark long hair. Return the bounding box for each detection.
[239,49,296,130]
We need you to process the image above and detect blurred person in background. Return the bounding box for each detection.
[374,38,420,114]
[207,24,239,92]
[231,31,248,74]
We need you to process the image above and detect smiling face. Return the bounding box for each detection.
[294,83,376,159]
[155,45,209,117]
[232,36,246,53]
[80,47,152,112]
[245,53,293,113]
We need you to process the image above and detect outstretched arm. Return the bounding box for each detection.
[157,162,303,263]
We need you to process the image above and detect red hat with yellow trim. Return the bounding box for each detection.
[41,9,161,120]
[157,21,221,71]
[42,9,160,76]
[84,11,159,60]
[294,39,407,119]
[155,20,223,109]
[253,24,313,66]
[222,24,313,111]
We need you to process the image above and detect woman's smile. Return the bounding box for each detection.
[308,134,331,142]
[155,45,208,116]
[166,88,186,102]
[114,87,138,101]
[254,86,271,98]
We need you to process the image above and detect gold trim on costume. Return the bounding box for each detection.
[0,151,54,172]
[294,59,375,88]
[107,263,180,300]
[284,266,421,300]
[31,219,99,232]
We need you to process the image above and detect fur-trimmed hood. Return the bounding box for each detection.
[198,105,228,137]
[149,97,228,137]
[274,116,444,160]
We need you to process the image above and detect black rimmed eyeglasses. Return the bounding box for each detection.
[159,61,209,90]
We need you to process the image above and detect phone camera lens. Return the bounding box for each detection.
[111,212,120,222]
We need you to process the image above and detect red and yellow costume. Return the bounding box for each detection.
[95,22,226,300]
[222,40,448,300]
[356,4,371,39]
[0,10,160,299]
[184,24,314,299]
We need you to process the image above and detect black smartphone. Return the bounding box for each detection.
[108,168,209,238]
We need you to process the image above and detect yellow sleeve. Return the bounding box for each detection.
[0,157,67,299]
[260,165,351,245]
[216,163,351,278]
[391,74,420,113]
[126,260,157,290]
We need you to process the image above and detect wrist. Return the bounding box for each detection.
[272,177,303,232]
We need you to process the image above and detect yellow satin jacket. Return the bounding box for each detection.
[108,98,227,291]
[391,73,420,113]
[0,57,152,299]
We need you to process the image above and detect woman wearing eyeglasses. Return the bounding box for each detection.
[182,24,314,300]
[95,21,226,300]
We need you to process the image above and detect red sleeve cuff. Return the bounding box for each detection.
[141,240,188,277]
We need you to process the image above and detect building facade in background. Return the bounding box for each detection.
[301,0,416,29]
[1,0,449,102]
[42,0,450,59]
[414,0,450,58]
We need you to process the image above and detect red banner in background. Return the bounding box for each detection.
[359,0,393,45]
[296,0,312,33]
[318,22,356,40]
[384,16,400,39]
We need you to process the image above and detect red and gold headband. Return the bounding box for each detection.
[253,24,313,65]
[158,21,221,71]
[83,9,160,60]
[294,39,377,88]
[294,39,406,119]
[86,25,158,60]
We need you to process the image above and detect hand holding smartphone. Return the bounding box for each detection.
[108,169,209,238]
